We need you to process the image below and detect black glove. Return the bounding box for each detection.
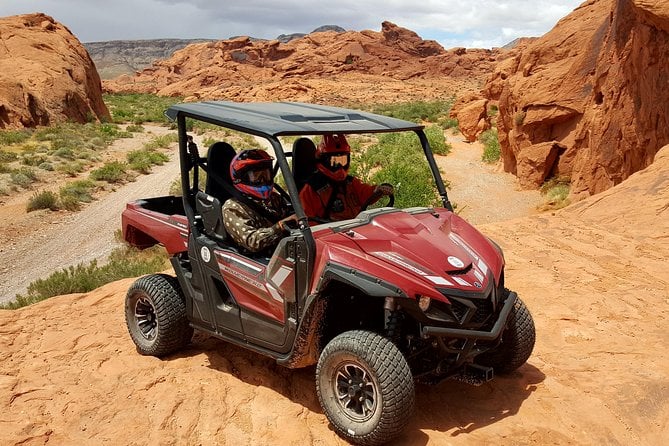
[374,183,394,196]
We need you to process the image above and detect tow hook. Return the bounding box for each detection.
[452,363,494,386]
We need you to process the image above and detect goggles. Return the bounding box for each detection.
[245,167,272,186]
[325,153,350,170]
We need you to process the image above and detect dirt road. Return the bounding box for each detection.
[0,125,179,303]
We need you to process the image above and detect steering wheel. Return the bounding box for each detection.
[360,191,395,212]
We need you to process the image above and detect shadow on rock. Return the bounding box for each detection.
[395,363,546,444]
[172,332,322,413]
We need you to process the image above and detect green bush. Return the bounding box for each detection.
[90,161,128,183]
[480,129,501,163]
[0,129,32,145]
[371,100,455,123]
[4,246,169,308]
[125,124,144,133]
[540,177,571,210]
[22,154,48,166]
[350,132,445,208]
[104,93,182,124]
[60,179,95,203]
[143,134,178,151]
[57,161,86,177]
[38,162,54,171]
[0,150,19,162]
[127,149,170,173]
[26,190,59,212]
[424,125,451,156]
[10,167,38,187]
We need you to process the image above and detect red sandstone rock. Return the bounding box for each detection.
[103,22,505,105]
[485,0,669,196]
[0,13,110,128]
[450,93,489,142]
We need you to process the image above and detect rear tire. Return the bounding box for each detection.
[125,274,193,357]
[316,330,414,446]
[476,294,535,374]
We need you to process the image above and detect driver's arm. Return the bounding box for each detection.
[223,200,285,253]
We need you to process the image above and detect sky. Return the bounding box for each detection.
[0,0,584,49]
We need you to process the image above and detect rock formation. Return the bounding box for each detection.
[103,22,504,104]
[485,0,669,196]
[0,13,110,129]
[85,39,214,79]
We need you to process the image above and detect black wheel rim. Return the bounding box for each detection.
[134,296,157,341]
[333,361,378,422]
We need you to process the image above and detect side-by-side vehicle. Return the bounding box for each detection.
[122,101,535,445]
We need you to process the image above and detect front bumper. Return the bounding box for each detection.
[420,291,517,341]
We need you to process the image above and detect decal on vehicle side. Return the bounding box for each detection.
[200,246,211,263]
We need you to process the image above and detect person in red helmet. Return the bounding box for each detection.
[223,149,296,254]
[298,134,393,221]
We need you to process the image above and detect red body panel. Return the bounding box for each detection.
[121,201,188,254]
[311,208,504,302]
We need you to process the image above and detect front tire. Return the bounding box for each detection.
[476,294,535,374]
[125,274,193,357]
[316,330,414,446]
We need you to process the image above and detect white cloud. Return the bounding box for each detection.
[0,0,584,48]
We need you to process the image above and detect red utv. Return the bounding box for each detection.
[122,101,535,445]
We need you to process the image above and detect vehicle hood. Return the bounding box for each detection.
[324,208,504,293]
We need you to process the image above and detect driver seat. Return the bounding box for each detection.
[196,142,236,244]
[205,141,236,202]
[291,137,317,192]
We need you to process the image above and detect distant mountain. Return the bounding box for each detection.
[86,26,347,79]
[85,39,214,79]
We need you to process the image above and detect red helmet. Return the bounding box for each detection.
[230,149,274,200]
[316,134,350,181]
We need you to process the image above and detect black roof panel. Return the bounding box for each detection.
[165,101,423,137]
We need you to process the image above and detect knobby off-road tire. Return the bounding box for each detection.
[125,274,193,357]
[316,330,415,446]
[477,294,535,374]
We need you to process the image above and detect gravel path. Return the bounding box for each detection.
[436,133,543,224]
[0,125,180,304]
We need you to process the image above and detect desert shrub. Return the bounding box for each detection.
[4,245,169,308]
[38,162,54,171]
[60,179,95,204]
[143,134,178,151]
[53,146,75,159]
[480,129,501,163]
[26,190,59,212]
[0,150,19,162]
[104,93,182,124]
[22,154,48,166]
[424,125,451,156]
[438,116,459,130]
[540,177,571,210]
[127,149,170,173]
[57,161,86,177]
[371,100,455,123]
[90,161,128,183]
[10,167,37,187]
[125,124,144,133]
[350,131,445,208]
[514,111,526,126]
[0,129,32,145]
[0,162,11,173]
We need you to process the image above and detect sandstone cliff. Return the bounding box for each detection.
[485,0,669,196]
[0,13,110,129]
